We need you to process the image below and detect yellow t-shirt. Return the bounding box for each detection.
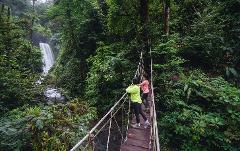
[126,85,142,103]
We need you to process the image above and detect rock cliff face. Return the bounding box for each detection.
[32,31,49,45]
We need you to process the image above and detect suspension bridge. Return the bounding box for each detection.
[70,52,160,151]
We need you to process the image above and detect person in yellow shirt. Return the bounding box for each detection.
[126,77,150,128]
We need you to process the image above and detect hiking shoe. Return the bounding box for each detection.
[131,123,140,128]
[144,120,150,129]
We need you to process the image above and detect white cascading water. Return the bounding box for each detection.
[39,43,65,103]
[39,43,55,74]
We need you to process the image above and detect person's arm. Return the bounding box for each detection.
[126,86,137,93]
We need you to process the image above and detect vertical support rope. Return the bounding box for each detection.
[70,51,144,151]
[151,56,156,150]
[106,112,113,151]
[150,41,160,151]
[121,104,124,145]
[124,98,131,142]
[135,51,144,83]
[135,51,144,78]
[70,93,127,151]
[114,116,123,143]
[92,141,95,151]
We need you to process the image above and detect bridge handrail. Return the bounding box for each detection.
[70,50,161,151]
[150,42,160,151]
[70,93,127,151]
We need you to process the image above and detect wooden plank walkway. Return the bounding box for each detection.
[120,100,152,151]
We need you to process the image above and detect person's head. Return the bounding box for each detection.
[132,77,139,84]
[143,74,148,80]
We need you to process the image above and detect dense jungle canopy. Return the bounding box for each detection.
[0,0,240,150]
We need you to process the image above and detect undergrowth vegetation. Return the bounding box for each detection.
[1,0,240,150]
[0,99,96,151]
[153,35,240,150]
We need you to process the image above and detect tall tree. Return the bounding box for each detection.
[30,0,37,40]
[98,0,108,16]
[139,0,151,76]
[0,4,11,19]
[139,0,149,52]
[163,0,170,36]
[0,4,42,112]
[49,0,103,96]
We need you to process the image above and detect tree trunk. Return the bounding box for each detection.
[32,0,35,10]
[98,0,108,16]
[140,0,149,26]
[139,0,149,51]
[66,0,75,48]
[30,0,36,41]
[139,0,150,76]
[163,0,170,36]
[0,4,4,16]
[7,7,10,19]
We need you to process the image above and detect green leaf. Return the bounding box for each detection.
[187,88,192,100]
[225,67,230,77]
[36,119,44,130]
[229,68,238,77]
[184,84,188,92]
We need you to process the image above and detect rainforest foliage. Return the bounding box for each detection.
[0,2,42,112]
[0,0,240,150]
[0,1,97,150]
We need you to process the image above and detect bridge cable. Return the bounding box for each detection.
[70,51,144,151]
[149,39,161,151]
[123,96,131,142]
[78,95,129,151]
[113,115,123,143]
[106,112,113,151]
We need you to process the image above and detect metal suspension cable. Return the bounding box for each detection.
[106,112,113,151]
[77,98,127,151]
[80,98,127,151]
[135,51,144,78]
[123,98,131,142]
[150,42,160,151]
[70,93,127,151]
[70,51,144,151]
[113,116,123,143]
[76,96,128,151]
[92,97,128,140]
[121,103,124,144]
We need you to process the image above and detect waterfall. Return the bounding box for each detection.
[38,43,64,103]
[39,43,55,74]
